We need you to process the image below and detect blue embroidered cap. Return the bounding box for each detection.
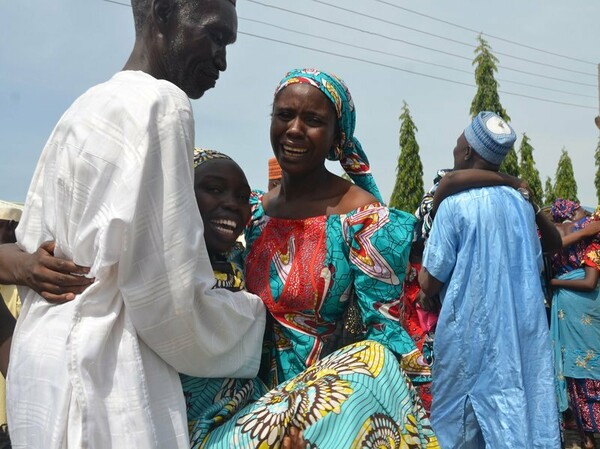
[464,111,516,165]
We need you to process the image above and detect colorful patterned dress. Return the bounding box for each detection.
[550,216,600,433]
[181,233,439,448]
[200,340,439,448]
[244,193,431,388]
[180,261,270,448]
[398,262,435,413]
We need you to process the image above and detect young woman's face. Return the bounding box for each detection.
[270,83,338,176]
[194,159,251,256]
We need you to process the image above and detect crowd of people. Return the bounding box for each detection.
[0,0,599,448]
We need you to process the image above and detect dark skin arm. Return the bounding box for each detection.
[535,211,562,254]
[417,169,510,307]
[418,267,444,298]
[561,221,600,248]
[420,170,530,297]
[0,242,92,373]
[551,266,599,292]
[416,289,441,313]
[0,295,15,377]
[431,169,561,254]
[0,242,93,303]
[431,169,523,215]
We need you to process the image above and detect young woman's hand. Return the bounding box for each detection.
[282,427,307,449]
[17,241,94,303]
[582,220,600,238]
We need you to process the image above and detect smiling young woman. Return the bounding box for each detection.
[193,152,251,258]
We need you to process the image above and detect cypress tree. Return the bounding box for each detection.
[470,35,509,121]
[469,35,517,176]
[389,101,424,213]
[595,136,600,203]
[554,148,578,201]
[518,134,543,205]
[500,148,520,178]
[544,176,556,206]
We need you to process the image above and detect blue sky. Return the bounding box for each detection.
[1,0,599,206]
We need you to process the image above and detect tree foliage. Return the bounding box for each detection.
[554,148,578,202]
[470,35,509,121]
[470,35,517,175]
[389,102,424,213]
[518,134,543,205]
[499,148,519,177]
[544,176,556,206]
[595,137,600,204]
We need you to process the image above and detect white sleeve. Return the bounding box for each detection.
[117,104,265,379]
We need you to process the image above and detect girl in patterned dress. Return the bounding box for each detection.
[179,149,270,447]
[185,143,438,448]
[550,200,600,449]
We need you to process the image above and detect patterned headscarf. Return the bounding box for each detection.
[193,148,232,169]
[551,198,580,223]
[274,68,383,203]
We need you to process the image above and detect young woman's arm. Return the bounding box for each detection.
[536,211,563,254]
[0,242,93,302]
[551,266,599,292]
[431,169,522,214]
[561,221,600,248]
[431,169,561,254]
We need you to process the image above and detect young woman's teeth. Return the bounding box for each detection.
[283,145,307,155]
[211,219,237,234]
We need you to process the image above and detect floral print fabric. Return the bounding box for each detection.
[244,193,431,387]
[201,341,439,448]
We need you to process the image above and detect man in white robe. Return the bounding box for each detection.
[6,1,266,448]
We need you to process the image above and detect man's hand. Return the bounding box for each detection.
[417,291,440,313]
[418,267,444,298]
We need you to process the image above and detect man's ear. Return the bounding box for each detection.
[464,145,472,161]
[152,0,175,31]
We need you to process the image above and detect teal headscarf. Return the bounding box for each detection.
[274,68,383,203]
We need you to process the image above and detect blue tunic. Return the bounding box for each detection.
[422,186,560,449]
